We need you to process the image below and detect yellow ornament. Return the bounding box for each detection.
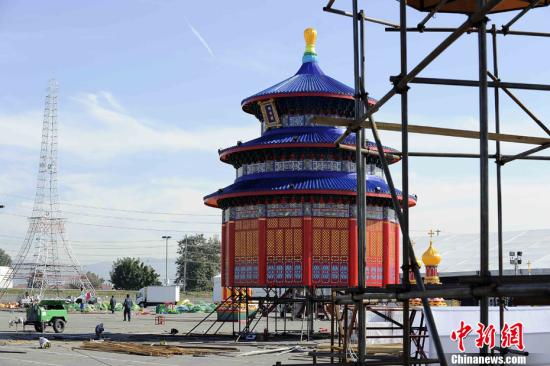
[304,28,317,54]
[422,241,441,267]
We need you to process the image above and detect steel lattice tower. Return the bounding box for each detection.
[0,79,95,300]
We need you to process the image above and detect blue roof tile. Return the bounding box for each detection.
[241,61,353,107]
[241,60,376,112]
[220,126,399,156]
[204,171,407,203]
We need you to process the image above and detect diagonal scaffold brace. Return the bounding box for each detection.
[334,0,506,145]
[356,89,448,366]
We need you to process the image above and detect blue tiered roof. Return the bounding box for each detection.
[204,172,407,203]
[219,126,399,162]
[242,49,377,113]
[205,28,412,209]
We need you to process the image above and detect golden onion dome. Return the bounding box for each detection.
[422,241,441,266]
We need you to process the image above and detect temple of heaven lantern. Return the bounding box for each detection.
[204,28,415,289]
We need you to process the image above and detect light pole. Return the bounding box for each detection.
[183,243,188,293]
[509,251,523,276]
[161,236,171,286]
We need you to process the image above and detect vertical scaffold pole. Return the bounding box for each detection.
[399,1,411,365]
[478,0,490,355]
[491,23,506,347]
[353,1,367,364]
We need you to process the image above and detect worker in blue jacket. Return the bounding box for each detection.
[123,294,133,322]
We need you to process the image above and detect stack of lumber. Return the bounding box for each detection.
[75,341,239,357]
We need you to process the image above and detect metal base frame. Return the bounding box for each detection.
[186,287,335,341]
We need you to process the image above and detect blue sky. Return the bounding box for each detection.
[0,0,549,266]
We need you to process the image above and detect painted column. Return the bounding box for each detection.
[348,218,358,287]
[221,223,227,286]
[258,218,267,286]
[382,221,392,286]
[394,223,401,284]
[226,220,236,287]
[303,217,313,286]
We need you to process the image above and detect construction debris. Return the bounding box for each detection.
[316,342,402,355]
[239,346,307,357]
[75,341,239,357]
[39,337,51,349]
[0,350,27,354]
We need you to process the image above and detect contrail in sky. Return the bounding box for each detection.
[185,20,214,57]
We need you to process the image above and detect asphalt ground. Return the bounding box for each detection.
[0,309,325,366]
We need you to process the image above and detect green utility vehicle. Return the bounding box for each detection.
[24,299,68,333]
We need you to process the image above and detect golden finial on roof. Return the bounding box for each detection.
[303,28,318,62]
[304,28,317,51]
[422,229,441,267]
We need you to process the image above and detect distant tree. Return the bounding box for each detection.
[85,271,104,288]
[110,257,161,290]
[0,248,12,266]
[175,234,220,292]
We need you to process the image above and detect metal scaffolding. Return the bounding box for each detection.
[0,79,95,301]
[278,0,550,365]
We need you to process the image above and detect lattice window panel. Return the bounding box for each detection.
[234,219,259,285]
[312,217,349,286]
[387,223,396,284]
[266,217,303,285]
[366,220,384,286]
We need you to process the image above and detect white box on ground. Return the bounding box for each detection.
[212,275,222,303]
[136,285,180,307]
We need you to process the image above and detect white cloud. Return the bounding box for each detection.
[0,111,43,150]
[185,19,214,57]
[68,92,256,159]
[0,91,257,160]
[99,91,124,111]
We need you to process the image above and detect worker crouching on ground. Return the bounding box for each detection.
[110,295,116,314]
[95,323,104,340]
[123,294,133,322]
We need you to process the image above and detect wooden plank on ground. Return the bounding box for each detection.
[74,341,237,357]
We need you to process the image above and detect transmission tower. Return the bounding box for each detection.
[0,79,95,300]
